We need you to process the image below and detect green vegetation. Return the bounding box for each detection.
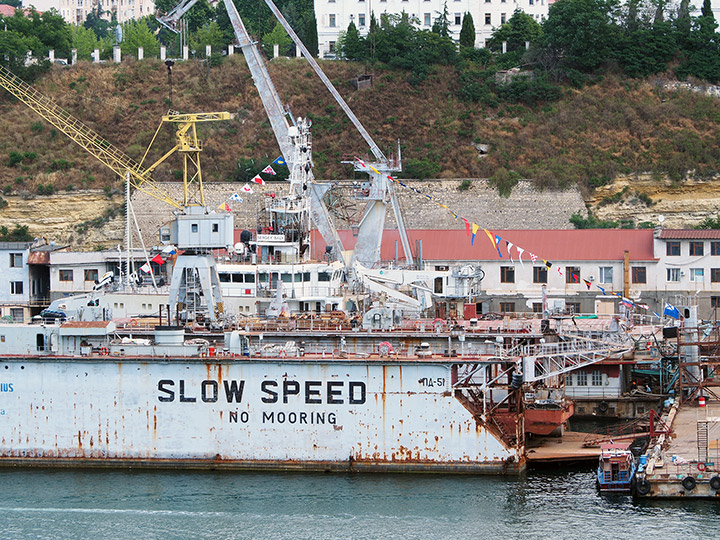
[696,214,720,229]
[0,224,32,241]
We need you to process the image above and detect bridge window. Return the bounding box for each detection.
[576,372,587,386]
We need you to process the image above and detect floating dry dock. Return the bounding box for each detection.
[637,394,720,498]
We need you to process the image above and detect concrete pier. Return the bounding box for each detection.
[639,393,720,498]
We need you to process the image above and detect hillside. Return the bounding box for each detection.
[1,57,720,247]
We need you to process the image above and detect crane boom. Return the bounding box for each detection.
[0,64,180,208]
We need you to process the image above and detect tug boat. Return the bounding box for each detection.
[597,443,637,492]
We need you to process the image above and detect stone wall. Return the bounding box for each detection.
[130,179,586,246]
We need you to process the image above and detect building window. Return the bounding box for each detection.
[11,281,23,295]
[576,371,587,386]
[500,12,506,23]
[599,266,613,284]
[454,12,461,24]
[566,267,580,284]
[485,13,491,24]
[499,302,515,313]
[59,269,73,281]
[10,308,24,323]
[533,266,547,284]
[84,269,99,282]
[712,296,720,308]
[591,370,603,386]
[529,0,534,4]
[329,41,336,52]
[712,242,720,256]
[329,14,336,27]
[690,241,704,256]
[532,302,543,313]
[690,268,704,282]
[567,302,581,314]
[9,253,23,268]
[500,266,515,283]
[712,269,720,283]
[424,13,431,26]
[632,266,647,284]
[666,241,681,256]
[667,268,681,282]
[358,13,365,26]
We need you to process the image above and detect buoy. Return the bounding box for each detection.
[697,462,707,472]
[378,341,393,357]
[99,347,109,356]
[598,401,609,413]
[699,396,706,407]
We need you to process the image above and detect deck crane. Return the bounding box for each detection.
[0,64,234,324]
[157,0,415,271]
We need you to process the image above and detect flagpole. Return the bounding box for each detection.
[129,197,158,292]
[125,171,132,289]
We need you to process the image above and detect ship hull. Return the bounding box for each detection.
[0,356,523,474]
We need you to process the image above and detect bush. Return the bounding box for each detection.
[489,167,519,197]
[0,196,7,209]
[458,179,473,191]
[497,76,563,104]
[570,210,619,229]
[402,158,441,179]
[37,184,55,195]
[7,151,24,167]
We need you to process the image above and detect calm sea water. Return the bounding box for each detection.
[0,466,717,540]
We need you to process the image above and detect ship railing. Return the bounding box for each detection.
[565,386,623,399]
[648,459,720,477]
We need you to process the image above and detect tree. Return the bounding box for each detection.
[260,21,292,57]
[191,21,228,55]
[84,5,113,40]
[120,18,159,57]
[72,24,99,61]
[431,2,450,37]
[459,12,475,48]
[303,12,318,57]
[540,0,620,72]
[337,21,366,60]
[487,9,542,52]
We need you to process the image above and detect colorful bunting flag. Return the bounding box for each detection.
[471,223,479,245]
[493,235,503,258]
[462,218,471,237]
[506,241,514,262]
[218,202,231,212]
[583,279,592,290]
[140,262,152,274]
[272,156,286,166]
[557,266,563,276]
[530,252,538,263]
[516,247,525,267]
[484,229,499,256]
[251,174,265,185]
[230,193,243,202]
[664,303,680,319]
[151,254,164,265]
[241,183,254,194]
[261,165,277,175]
[597,285,606,295]
[162,245,177,255]
[543,259,552,269]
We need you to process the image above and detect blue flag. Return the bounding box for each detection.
[664,303,680,319]
[272,156,286,166]
[597,285,606,295]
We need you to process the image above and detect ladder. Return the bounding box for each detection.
[697,421,709,463]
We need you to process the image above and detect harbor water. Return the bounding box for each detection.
[0,467,717,539]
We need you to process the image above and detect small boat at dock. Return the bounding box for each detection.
[597,443,637,492]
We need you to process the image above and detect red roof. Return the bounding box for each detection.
[658,229,720,239]
[310,229,657,262]
[0,4,37,16]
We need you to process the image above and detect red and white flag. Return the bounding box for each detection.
[251,174,265,185]
[261,165,276,175]
[241,183,254,194]
[140,262,152,274]
[151,254,164,265]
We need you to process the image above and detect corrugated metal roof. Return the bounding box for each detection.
[311,229,657,262]
[658,229,720,239]
[27,251,49,265]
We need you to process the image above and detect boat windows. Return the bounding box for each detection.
[219,273,231,283]
[294,274,302,282]
[258,273,269,282]
[281,273,292,283]
[576,372,587,386]
[591,370,603,386]
[303,272,311,282]
[231,274,243,283]
[318,272,331,282]
[244,274,255,283]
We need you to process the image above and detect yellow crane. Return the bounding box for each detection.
[0,64,234,323]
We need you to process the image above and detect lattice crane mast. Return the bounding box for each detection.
[0,64,234,324]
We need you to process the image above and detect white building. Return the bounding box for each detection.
[315,0,552,57]
[22,0,154,25]
[312,228,720,320]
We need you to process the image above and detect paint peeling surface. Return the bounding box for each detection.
[0,359,521,473]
